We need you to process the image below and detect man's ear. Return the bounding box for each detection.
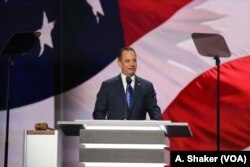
[117,59,121,67]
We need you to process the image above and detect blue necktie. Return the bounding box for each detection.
[126,83,133,111]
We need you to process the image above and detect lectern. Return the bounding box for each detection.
[58,120,192,167]
[23,130,62,167]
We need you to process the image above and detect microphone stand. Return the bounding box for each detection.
[1,32,41,167]
[125,76,132,120]
[191,33,231,152]
[214,56,221,151]
[4,55,14,167]
[124,84,130,120]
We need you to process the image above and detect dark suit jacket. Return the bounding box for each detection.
[93,75,162,120]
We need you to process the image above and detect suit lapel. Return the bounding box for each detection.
[115,75,126,100]
[131,76,142,111]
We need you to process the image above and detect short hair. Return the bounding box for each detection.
[118,47,136,60]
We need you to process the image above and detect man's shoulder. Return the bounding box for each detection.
[103,75,120,84]
[136,76,152,85]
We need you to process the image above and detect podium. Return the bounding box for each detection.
[58,120,192,166]
[23,130,62,167]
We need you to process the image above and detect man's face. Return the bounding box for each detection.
[118,50,137,76]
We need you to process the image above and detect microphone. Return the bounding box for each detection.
[35,123,55,131]
[126,76,132,84]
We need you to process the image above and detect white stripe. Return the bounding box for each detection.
[242,145,250,151]
[80,144,167,149]
[80,162,166,167]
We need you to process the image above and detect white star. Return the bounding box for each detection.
[37,12,54,56]
[86,0,104,24]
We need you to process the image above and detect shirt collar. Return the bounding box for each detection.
[121,73,135,83]
[120,73,135,90]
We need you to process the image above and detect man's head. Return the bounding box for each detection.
[118,47,137,76]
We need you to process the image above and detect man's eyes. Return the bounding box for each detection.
[125,60,136,63]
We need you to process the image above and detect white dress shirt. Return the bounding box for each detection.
[120,73,135,92]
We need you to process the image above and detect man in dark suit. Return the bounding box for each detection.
[93,47,162,120]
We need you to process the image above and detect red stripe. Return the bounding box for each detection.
[163,55,250,150]
[119,0,192,45]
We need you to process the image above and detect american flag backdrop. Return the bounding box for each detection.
[0,0,250,166]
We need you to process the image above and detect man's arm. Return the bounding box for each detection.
[147,83,162,120]
[93,82,108,119]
